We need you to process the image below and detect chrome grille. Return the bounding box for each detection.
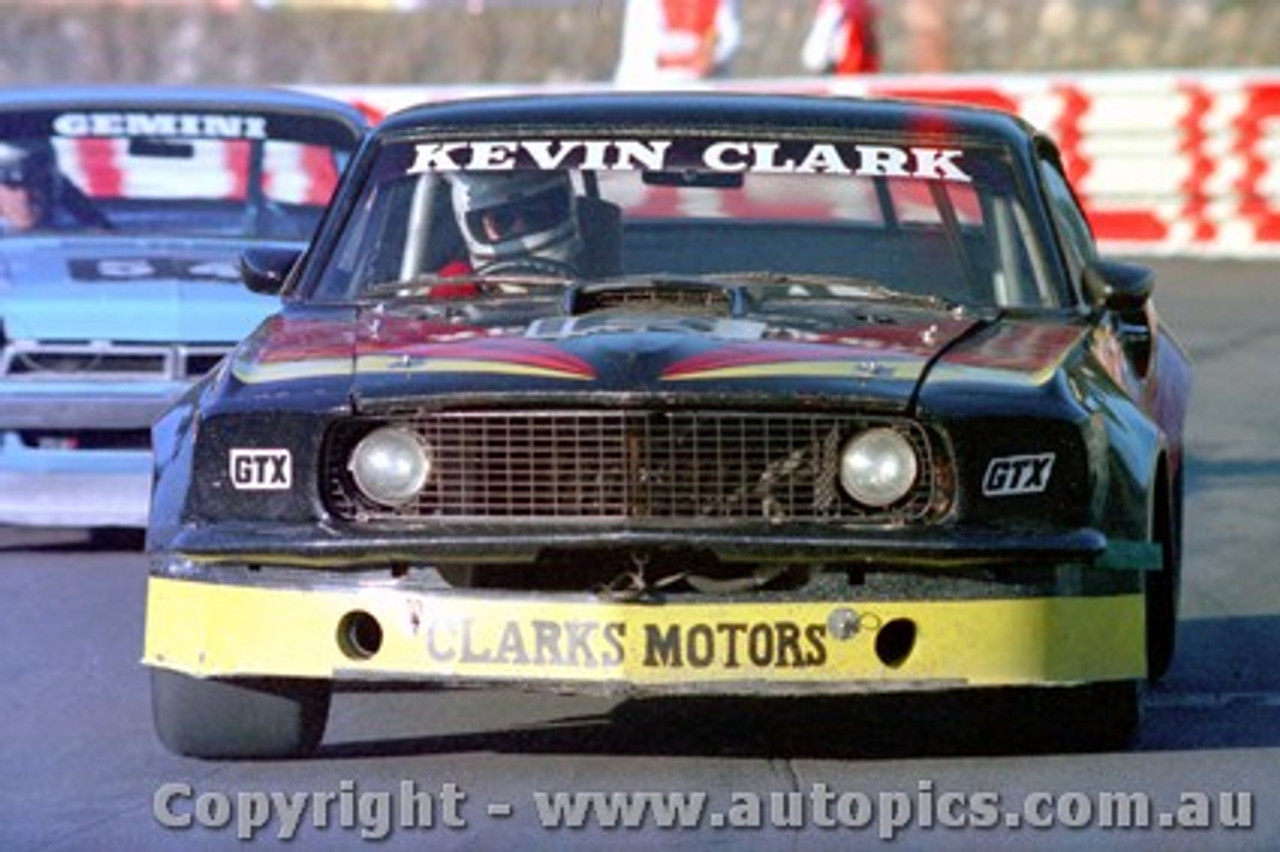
[325,411,946,523]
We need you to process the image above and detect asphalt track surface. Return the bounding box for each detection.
[1,256,1277,851]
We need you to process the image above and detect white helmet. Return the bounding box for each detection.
[450,170,582,274]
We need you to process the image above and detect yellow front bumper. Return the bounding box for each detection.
[143,576,1146,692]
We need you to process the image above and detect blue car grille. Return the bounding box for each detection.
[324,410,950,524]
[0,342,227,380]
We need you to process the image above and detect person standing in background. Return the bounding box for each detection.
[801,0,881,75]
[614,0,743,86]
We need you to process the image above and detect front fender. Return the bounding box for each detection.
[147,382,206,551]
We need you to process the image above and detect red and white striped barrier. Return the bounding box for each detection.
[56,137,340,207]
[307,71,1280,257]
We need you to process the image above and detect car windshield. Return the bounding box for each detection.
[313,134,1059,309]
[0,108,356,240]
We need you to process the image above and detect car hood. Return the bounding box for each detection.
[232,296,1081,411]
[0,236,281,343]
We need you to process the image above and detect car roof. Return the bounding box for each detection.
[376,90,1045,150]
[0,84,368,136]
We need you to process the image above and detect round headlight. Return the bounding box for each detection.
[839,428,919,508]
[348,426,431,507]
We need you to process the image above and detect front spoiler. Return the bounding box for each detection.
[160,521,1143,571]
[143,575,1147,694]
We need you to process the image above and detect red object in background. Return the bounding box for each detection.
[802,0,880,75]
[834,0,880,74]
[656,0,722,74]
[616,0,742,83]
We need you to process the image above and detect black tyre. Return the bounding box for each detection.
[151,669,330,759]
[1060,680,1143,752]
[983,682,1142,754]
[88,527,146,551]
[1145,469,1183,681]
[1144,558,1180,680]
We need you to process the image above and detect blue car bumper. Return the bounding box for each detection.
[0,383,184,528]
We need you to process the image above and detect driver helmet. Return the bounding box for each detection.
[450,170,582,272]
[0,139,57,210]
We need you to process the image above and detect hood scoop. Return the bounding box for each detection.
[564,279,745,318]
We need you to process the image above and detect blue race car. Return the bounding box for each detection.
[0,86,365,530]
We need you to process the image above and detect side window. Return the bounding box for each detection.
[1039,158,1097,293]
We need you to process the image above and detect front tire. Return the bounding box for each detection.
[151,669,330,759]
[1145,469,1183,681]
[1058,680,1143,752]
[984,682,1142,753]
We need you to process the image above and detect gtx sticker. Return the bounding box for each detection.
[229,449,292,491]
[982,453,1055,497]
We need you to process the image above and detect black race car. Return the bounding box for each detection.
[143,91,1191,758]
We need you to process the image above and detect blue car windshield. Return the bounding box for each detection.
[0,110,353,241]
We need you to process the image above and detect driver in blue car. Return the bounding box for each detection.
[0,138,109,235]
[0,140,59,234]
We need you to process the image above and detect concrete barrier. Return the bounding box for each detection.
[308,70,1280,257]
